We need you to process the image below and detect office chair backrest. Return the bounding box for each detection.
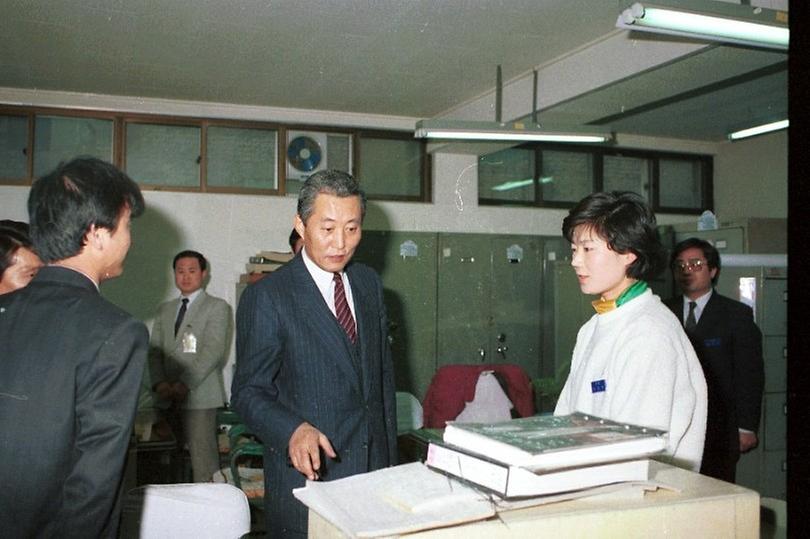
[422,364,535,428]
[129,483,251,538]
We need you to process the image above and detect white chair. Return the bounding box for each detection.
[127,483,251,538]
[396,391,423,433]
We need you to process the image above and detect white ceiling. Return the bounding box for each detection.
[0,0,788,142]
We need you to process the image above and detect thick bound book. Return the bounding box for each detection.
[442,412,666,472]
[426,441,650,498]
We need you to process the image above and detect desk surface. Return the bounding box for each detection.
[309,461,760,538]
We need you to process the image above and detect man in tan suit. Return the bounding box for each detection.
[149,250,232,482]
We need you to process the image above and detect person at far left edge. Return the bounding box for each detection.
[0,157,148,538]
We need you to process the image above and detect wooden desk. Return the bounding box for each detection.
[308,461,759,538]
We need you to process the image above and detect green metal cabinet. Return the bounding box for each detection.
[353,231,438,401]
[716,264,787,500]
[435,233,543,382]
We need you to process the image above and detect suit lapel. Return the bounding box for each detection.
[291,258,363,394]
[347,265,372,399]
[695,292,722,336]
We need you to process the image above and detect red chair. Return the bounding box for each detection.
[422,364,535,428]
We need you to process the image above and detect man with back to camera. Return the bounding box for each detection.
[231,169,397,537]
[665,237,764,482]
[148,250,232,482]
[0,157,147,538]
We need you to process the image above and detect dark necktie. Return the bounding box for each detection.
[685,301,697,333]
[175,298,189,336]
[333,273,357,344]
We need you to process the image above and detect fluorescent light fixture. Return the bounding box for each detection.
[491,176,554,192]
[616,2,789,50]
[491,179,534,192]
[728,119,788,141]
[414,120,611,143]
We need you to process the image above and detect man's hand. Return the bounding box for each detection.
[170,381,189,402]
[154,381,173,402]
[739,431,758,453]
[288,422,337,481]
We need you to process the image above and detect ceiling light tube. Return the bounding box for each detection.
[728,119,788,141]
[617,2,789,50]
[414,120,611,144]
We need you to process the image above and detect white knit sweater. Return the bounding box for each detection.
[554,289,708,472]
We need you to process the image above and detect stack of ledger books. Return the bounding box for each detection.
[426,412,667,499]
[239,250,295,284]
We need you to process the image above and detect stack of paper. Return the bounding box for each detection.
[293,462,495,537]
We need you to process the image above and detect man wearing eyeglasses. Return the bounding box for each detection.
[665,237,764,483]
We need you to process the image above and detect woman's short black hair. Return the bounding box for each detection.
[562,191,666,281]
[0,228,33,280]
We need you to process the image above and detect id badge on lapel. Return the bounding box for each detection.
[182,330,197,354]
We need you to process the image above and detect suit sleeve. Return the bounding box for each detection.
[733,305,765,432]
[230,284,304,449]
[177,299,233,390]
[56,318,148,536]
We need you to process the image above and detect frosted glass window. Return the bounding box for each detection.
[207,126,277,190]
[659,158,703,209]
[540,150,593,203]
[126,123,200,187]
[478,148,535,203]
[0,114,28,179]
[603,155,650,201]
[33,116,113,177]
[360,137,423,197]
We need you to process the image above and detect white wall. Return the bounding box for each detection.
[713,130,788,220]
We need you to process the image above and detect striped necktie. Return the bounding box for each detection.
[333,272,357,344]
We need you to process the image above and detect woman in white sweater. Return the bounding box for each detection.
[554,191,708,472]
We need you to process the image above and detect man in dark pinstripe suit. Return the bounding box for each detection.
[231,170,397,537]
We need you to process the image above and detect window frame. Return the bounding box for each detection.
[478,141,713,214]
[0,105,431,202]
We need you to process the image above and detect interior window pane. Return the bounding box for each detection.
[33,116,113,177]
[603,155,650,201]
[659,158,703,209]
[207,126,277,190]
[126,123,200,187]
[540,150,592,203]
[0,114,28,179]
[478,147,535,203]
[360,137,422,197]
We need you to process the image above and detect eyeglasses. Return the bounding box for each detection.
[672,258,707,273]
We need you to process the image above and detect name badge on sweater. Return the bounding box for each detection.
[703,337,722,348]
[591,379,606,393]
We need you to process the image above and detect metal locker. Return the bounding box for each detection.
[436,233,543,381]
[352,230,438,401]
[763,393,787,452]
[763,336,787,393]
[436,233,491,367]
